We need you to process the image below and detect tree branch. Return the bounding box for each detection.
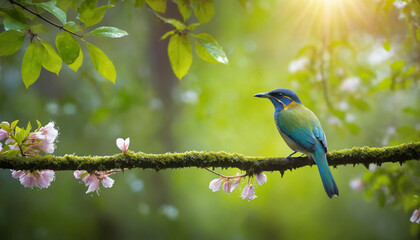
[9,0,83,38]
[0,142,419,175]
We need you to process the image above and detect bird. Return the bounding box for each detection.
[254,88,339,198]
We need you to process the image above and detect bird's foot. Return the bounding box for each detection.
[286,151,297,164]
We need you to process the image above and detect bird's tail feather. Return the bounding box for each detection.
[311,150,339,198]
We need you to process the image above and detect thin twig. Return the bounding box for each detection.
[204,167,247,178]
[9,0,83,38]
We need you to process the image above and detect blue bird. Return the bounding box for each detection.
[254,88,339,198]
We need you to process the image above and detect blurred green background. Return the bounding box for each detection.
[1,0,420,239]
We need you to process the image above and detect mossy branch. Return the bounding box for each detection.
[0,142,419,175]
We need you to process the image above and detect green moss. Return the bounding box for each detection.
[0,142,419,174]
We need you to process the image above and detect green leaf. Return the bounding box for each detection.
[55,32,81,64]
[79,0,97,12]
[390,60,405,72]
[88,26,128,38]
[36,120,42,129]
[0,122,11,133]
[177,0,192,21]
[344,123,360,134]
[40,40,62,75]
[402,107,420,117]
[22,41,42,89]
[135,0,145,8]
[0,9,28,31]
[417,28,420,42]
[190,0,214,24]
[80,5,113,27]
[161,30,176,40]
[192,33,228,64]
[68,48,83,72]
[0,30,25,56]
[15,126,28,145]
[26,121,32,133]
[153,11,186,30]
[187,23,199,31]
[11,120,19,131]
[145,0,166,13]
[33,0,67,25]
[297,45,317,58]
[352,98,370,112]
[383,40,391,51]
[380,77,392,89]
[31,23,48,34]
[86,42,116,83]
[64,21,82,32]
[168,34,192,80]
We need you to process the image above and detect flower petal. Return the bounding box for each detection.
[101,176,115,188]
[0,129,8,141]
[209,178,223,192]
[11,170,25,179]
[241,184,257,200]
[116,138,125,151]
[222,181,232,194]
[410,209,419,223]
[255,173,267,186]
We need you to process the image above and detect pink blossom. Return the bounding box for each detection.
[349,178,363,192]
[74,170,115,193]
[209,178,223,192]
[38,122,59,153]
[222,180,233,193]
[0,142,2,151]
[28,122,59,154]
[40,122,59,143]
[255,173,267,186]
[241,184,257,200]
[231,175,241,191]
[410,209,420,223]
[11,170,55,188]
[101,176,115,188]
[11,170,25,179]
[0,129,8,141]
[116,138,130,153]
[85,175,100,193]
[37,170,55,188]
[5,138,19,150]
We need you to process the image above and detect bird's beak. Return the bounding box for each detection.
[253,92,269,98]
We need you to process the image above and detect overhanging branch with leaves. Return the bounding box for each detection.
[1,142,419,175]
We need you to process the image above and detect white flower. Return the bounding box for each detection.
[410,209,420,223]
[230,173,242,191]
[288,57,309,73]
[340,77,361,92]
[222,180,233,194]
[345,113,356,123]
[327,116,342,126]
[255,173,267,186]
[349,178,363,192]
[116,137,130,153]
[393,0,407,9]
[209,178,223,192]
[369,164,377,172]
[241,184,257,200]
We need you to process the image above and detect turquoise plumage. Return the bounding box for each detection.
[254,88,339,198]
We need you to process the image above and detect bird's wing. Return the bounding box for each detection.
[276,105,327,153]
